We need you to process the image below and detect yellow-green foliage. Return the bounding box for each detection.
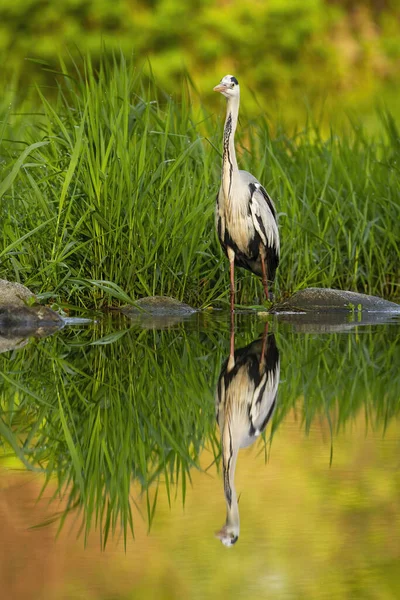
[0,55,399,307]
[1,0,400,122]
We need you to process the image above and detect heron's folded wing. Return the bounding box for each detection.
[248,183,279,252]
[248,363,280,435]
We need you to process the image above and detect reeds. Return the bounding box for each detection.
[1,53,399,307]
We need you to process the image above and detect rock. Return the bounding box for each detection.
[0,305,64,327]
[0,279,35,307]
[272,288,400,314]
[121,296,197,329]
[0,279,64,329]
[121,296,196,316]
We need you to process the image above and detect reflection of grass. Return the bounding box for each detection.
[0,317,399,545]
[1,54,399,307]
[0,319,224,546]
[275,323,400,436]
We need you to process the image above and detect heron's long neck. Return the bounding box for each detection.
[222,96,239,200]
[222,422,240,529]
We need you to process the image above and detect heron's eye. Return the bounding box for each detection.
[230,83,235,89]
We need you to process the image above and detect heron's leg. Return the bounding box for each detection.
[227,316,235,372]
[259,247,269,301]
[227,246,235,313]
[260,321,269,368]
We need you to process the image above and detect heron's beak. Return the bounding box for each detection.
[213,84,227,93]
[215,526,238,546]
[215,527,227,540]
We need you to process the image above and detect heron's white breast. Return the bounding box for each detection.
[220,174,256,254]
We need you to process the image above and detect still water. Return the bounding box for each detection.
[0,310,400,599]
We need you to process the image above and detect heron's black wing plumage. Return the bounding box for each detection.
[258,184,277,221]
[216,334,280,439]
[248,182,279,252]
[246,182,280,282]
[241,334,279,435]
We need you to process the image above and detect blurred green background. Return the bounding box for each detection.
[2,0,400,126]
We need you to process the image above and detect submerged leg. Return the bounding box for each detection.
[227,246,235,313]
[260,247,269,301]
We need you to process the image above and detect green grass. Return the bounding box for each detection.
[0,52,399,308]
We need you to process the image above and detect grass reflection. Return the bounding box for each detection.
[0,315,399,547]
[0,316,225,546]
[275,323,400,436]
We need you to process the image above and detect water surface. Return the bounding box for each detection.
[0,311,399,599]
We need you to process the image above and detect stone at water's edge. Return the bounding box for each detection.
[0,279,35,307]
[0,279,64,328]
[121,296,197,316]
[272,287,400,314]
[0,305,64,326]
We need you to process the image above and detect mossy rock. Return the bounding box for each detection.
[121,296,196,316]
[0,305,64,327]
[0,279,35,307]
[120,296,197,329]
[0,279,63,328]
[272,288,400,314]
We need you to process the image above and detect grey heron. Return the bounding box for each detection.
[214,75,280,312]
[215,324,280,546]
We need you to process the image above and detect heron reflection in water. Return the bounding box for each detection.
[215,324,280,546]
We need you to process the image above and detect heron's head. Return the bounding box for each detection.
[215,523,239,547]
[213,75,240,99]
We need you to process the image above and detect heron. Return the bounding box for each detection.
[213,75,280,312]
[215,324,280,546]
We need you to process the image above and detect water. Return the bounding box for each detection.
[1,311,400,599]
